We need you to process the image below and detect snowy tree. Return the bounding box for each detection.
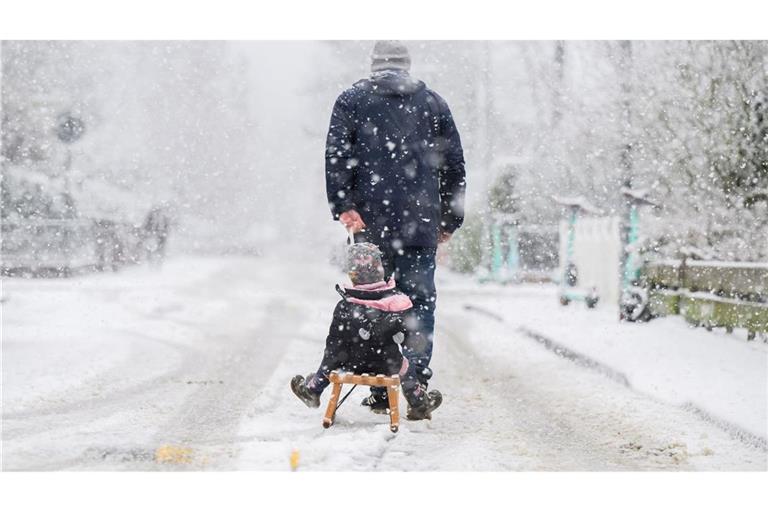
[2,41,262,252]
[631,41,768,261]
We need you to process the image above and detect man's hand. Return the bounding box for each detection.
[438,230,452,244]
[339,210,366,233]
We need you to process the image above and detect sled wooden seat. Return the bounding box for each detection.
[322,371,401,433]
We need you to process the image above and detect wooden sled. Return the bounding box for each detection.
[322,371,401,433]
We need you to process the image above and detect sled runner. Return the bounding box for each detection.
[323,371,401,433]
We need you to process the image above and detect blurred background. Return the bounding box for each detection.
[1,41,767,323]
[2,41,767,471]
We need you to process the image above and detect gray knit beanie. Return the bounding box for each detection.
[346,242,386,285]
[371,40,411,73]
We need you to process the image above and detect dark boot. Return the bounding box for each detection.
[406,389,442,421]
[290,374,321,408]
[360,387,390,414]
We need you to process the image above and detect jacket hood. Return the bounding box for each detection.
[354,71,425,97]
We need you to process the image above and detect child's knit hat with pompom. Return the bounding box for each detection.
[346,242,385,285]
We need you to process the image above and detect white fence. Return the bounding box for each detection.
[559,216,621,306]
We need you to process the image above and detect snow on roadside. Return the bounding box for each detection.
[439,276,768,444]
[2,259,231,413]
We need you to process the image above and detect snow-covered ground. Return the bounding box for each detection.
[444,278,768,445]
[2,255,766,470]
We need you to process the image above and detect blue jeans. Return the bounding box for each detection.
[354,226,439,392]
[382,246,437,386]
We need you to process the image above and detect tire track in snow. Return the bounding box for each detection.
[3,259,304,470]
[427,315,660,470]
[148,298,301,470]
[454,303,764,468]
[466,303,767,453]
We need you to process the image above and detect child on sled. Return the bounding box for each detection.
[291,242,442,420]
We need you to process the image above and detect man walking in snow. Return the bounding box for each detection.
[325,40,466,413]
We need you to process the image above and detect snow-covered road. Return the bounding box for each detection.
[2,256,766,470]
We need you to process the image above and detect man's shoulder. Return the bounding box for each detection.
[422,86,450,111]
[334,78,450,112]
[335,80,369,106]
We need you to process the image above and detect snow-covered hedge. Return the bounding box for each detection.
[643,260,768,339]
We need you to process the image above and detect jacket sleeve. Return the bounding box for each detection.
[325,90,358,220]
[436,99,466,234]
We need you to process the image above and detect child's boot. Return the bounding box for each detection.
[290,374,321,408]
[360,387,390,414]
[405,386,442,421]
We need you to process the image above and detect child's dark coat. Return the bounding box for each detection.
[306,279,423,402]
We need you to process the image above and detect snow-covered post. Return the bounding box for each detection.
[550,41,573,190]
[505,217,520,280]
[486,166,520,283]
[618,40,634,314]
[551,41,565,129]
[619,188,657,321]
[55,112,85,275]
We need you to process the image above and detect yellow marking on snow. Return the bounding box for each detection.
[155,445,193,464]
[290,449,300,471]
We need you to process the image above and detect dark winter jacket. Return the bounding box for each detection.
[325,71,466,249]
[318,279,413,377]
